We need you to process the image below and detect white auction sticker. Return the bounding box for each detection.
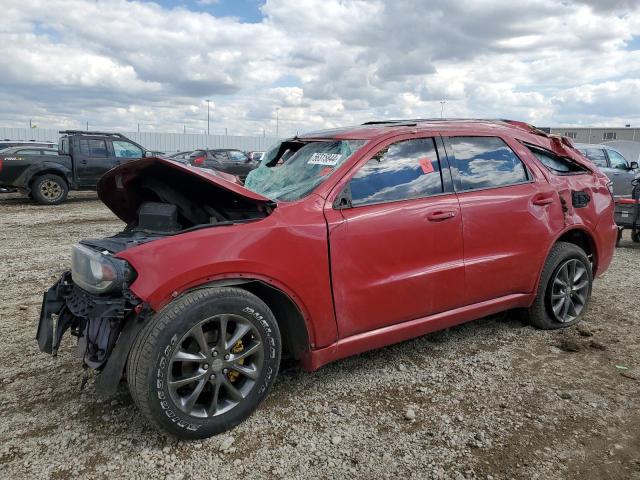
[308,153,342,166]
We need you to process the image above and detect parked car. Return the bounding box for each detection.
[0,139,57,151]
[188,149,259,181]
[0,130,146,205]
[37,119,617,439]
[576,143,639,197]
[247,151,265,162]
[167,151,194,163]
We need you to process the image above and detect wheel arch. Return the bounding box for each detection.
[27,166,72,191]
[555,227,598,274]
[184,278,312,363]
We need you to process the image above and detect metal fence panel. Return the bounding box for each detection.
[0,128,279,153]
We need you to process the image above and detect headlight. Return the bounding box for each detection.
[71,244,130,294]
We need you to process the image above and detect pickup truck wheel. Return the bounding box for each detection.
[31,174,68,205]
[526,242,592,329]
[127,287,281,439]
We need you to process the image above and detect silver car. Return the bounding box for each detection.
[576,143,639,197]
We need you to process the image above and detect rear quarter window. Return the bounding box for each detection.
[525,145,588,175]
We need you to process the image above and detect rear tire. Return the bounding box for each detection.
[31,174,68,205]
[525,242,593,329]
[127,287,281,439]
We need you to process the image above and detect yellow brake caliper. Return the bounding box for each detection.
[227,339,244,382]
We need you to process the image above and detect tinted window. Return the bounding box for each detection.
[607,149,628,170]
[584,148,608,168]
[350,138,443,206]
[16,149,42,155]
[79,139,108,157]
[228,150,248,162]
[449,137,528,191]
[112,140,142,158]
[527,146,587,174]
[208,151,228,161]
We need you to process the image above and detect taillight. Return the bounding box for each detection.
[0,159,3,172]
[193,156,205,165]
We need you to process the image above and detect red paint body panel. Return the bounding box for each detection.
[106,120,617,372]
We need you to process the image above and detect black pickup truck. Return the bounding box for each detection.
[0,131,146,204]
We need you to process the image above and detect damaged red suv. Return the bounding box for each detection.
[37,119,617,438]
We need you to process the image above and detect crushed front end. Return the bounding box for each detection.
[36,242,143,395]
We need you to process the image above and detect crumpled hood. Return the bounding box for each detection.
[97,157,273,224]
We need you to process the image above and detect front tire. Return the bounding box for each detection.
[31,174,68,205]
[127,287,281,439]
[526,242,593,329]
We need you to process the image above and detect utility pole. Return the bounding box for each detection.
[86,120,89,131]
[29,119,32,129]
[276,107,280,138]
[137,123,140,133]
[206,100,211,136]
[183,125,186,134]
[440,101,446,119]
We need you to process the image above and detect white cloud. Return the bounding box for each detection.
[0,0,639,137]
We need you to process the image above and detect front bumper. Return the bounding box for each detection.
[36,271,129,368]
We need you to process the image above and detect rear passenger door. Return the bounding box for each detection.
[444,136,564,306]
[327,135,465,338]
[75,138,113,186]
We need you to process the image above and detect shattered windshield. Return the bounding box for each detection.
[244,139,367,201]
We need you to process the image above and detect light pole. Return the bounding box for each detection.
[276,107,280,138]
[440,101,446,119]
[206,100,211,136]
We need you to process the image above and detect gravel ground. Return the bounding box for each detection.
[1,191,639,480]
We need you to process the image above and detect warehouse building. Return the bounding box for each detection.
[548,127,640,143]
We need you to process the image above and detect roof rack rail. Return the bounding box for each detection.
[361,120,418,126]
[59,130,128,138]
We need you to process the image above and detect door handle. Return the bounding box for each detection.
[532,195,554,206]
[80,160,87,164]
[427,210,457,221]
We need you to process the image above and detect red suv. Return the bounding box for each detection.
[37,119,617,438]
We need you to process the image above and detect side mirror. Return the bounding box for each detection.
[630,161,638,170]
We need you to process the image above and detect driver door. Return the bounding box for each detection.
[606,148,635,197]
[326,135,465,338]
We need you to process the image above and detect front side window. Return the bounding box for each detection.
[584,148,608,168]
[79,139,108,157]
[607,149,628,170]
[245,140,366,201]
[449,137,528,191]
[349,138,443,206]
[112,141,143,158]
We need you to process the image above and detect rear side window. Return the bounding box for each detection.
[349,138,443,206]
[228,151,248,162]
[526,145,588,174]
[16,149,42,155]
[79,139,108,157]
[584,148,608,168]
[449,137,528,191]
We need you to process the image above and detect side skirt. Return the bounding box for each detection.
[302,293,534,371]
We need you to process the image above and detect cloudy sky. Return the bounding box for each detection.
[1,0,640,136]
